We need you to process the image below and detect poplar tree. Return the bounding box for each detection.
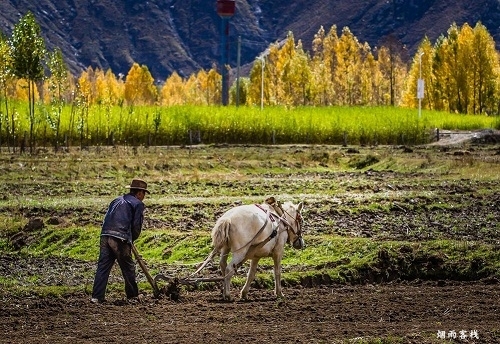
[471,22,499,114]
[378,34,407,106]
[0,34,12,150]
[285,40,311,106]
[183,74,200,105]
[124,63,157,106]
[266,44,281,106]
[75,67,96,147]
[275,32,296,104]
[310,26,330,105]
[160,71,185,105]
[46,48,69,151]
[335,27,362,105]
[401,37,433,109]
[199,67,221,105]
[95,69,123,140]
[247,58,265,106]
[322,25,340,105]
[9,11,46,153]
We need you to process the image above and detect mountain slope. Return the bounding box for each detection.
[1,0,499,80]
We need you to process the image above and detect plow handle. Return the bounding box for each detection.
[131,243,161,298]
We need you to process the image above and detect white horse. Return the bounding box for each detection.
[195,197,304,301]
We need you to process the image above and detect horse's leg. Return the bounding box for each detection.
[273,254,284,298]
[240,257,260,300]
[222,252,247,301]
[219,247,229,275]
[219,247,230,299]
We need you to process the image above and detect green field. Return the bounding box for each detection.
[2,104,499,148]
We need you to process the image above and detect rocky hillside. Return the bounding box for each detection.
[1,0,499,80]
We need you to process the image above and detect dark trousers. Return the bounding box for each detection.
[92,235,139,300]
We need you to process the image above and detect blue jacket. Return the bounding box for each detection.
[101,193,145,243]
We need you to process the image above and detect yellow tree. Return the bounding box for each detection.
[427,23,465,112]
[184,73,201,105]
[206,67,221,105]
[415,22,499,114]
[247,58,264,106]
[77,67,97,105]
[334,27,362,105]
[124,62,157,106]
[160,72,185,106]
[95,69,123,139]
[265,43,281,105]
[470,22,499,114]
[310,26,329,105]
[401,37,433,109]
[322,25,340,105]
[107,69,124,105]
[274,32,296,104]
[496,51,500,114]
[431,34,452,111]
[377,35,408,106]
[195,69,209,105]
[374,46,392,105]
[356,42,376,105]
[283,39,312,106]
[455,24,474,113]
[75,67,97,146]
[247,47,274,107]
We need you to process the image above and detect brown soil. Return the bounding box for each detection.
[1,281,499,343]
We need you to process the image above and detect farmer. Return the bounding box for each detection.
[91,178,149,303]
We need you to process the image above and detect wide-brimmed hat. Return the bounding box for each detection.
[128,179,150,193]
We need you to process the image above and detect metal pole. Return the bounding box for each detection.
[236,35,241,107]
[259,56,265,110]
[418,52,424,118]
[220,17,229,106]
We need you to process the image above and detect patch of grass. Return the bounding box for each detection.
[0,284,86,298]
[348,154,381,169]
[15,226,101,261]
[135,230,212,263]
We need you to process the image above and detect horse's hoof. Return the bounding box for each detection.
[222,295,234,302]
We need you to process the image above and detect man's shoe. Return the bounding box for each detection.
[91,298,104,304]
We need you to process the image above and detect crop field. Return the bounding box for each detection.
[1,133,500,343]
[4,104,500,148]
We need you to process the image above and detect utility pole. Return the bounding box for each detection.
[236,36,241,106]
[258,55,265,110]
[216,0,236,106]
[418,52,425,118]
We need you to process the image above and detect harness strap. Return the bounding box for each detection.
[231,209,271,254]
[255,204,276,222]
[251,203,286,247]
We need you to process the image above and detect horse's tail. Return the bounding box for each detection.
[189,218,231,278]
[211,217,231,251]
[189,247,218,277]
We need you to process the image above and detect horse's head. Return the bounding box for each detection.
[281,201,305,250]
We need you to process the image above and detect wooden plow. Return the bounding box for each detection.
[132,243,223,300]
